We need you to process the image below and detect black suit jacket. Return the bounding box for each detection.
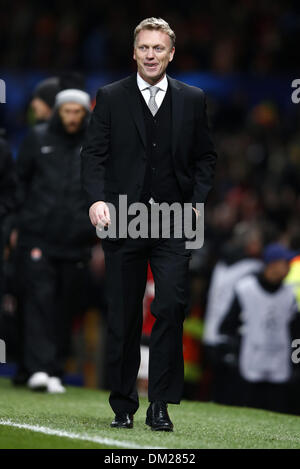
[81,73,217,211]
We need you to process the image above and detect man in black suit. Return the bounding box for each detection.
[81,17,217,431]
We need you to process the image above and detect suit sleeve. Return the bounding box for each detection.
[81,88,110,210]
[192,91,217,207]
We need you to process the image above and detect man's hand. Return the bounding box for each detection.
[89,201,111,228]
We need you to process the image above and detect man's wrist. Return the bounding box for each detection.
[90,200,105,209]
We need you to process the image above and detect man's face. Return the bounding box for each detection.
[58,103,86,134]
[133,29,175,85]
[264,259,290,284]
[31,97,52,121]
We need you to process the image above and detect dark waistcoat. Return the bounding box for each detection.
[139,85,183,204]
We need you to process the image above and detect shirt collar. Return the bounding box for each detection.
[137,72,168,92]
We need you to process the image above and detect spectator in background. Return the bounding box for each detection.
[203,222,263,405]
[30,77,60,123]
[30,73,85,124]
[219,243,300,414]
[10,76,60,254]
[11,72,88,387]
[14,87,94,393]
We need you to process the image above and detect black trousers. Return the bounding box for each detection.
[103,214,192,415]
[16,247,87,377]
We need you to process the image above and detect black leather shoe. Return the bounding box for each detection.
[110,413,134,429]
[146,401,174,431]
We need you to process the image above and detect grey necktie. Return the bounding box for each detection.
[148,86,160,116]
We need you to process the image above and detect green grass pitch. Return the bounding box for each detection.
[0,378,299,449]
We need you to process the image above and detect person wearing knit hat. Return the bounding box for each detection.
[54,88,91,134]
[14,81,93,394]
[55,89,91,112]
[31,77,60,123]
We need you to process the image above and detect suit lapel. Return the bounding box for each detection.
[123,74,147,148]
[168,75,184,157]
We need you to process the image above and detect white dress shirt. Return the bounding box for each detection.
[137,72,168,110]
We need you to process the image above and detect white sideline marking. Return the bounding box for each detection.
[0,419,164,449]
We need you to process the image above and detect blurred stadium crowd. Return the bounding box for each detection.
[1,0,300,74]
[1,0,300,416]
